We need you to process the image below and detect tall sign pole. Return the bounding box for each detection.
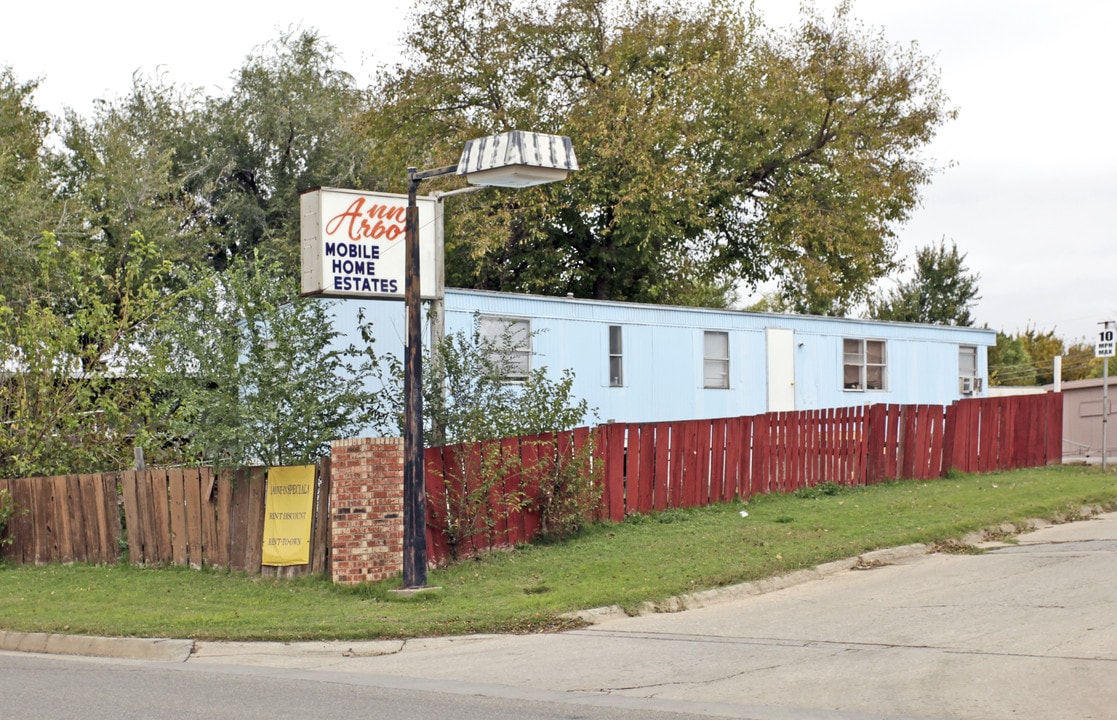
[1097,321,1115,470]
[402,164,457,589]
[403,168,427,589]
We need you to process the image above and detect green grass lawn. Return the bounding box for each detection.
[2,465,1115,641]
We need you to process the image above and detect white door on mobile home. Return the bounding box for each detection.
[766,327,796,412]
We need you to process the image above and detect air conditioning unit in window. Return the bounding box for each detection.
[959,376,974,395]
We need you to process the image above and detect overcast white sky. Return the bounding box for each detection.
[3,1,1115,343]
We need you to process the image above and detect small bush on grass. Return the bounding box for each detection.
[0,489,20,549]
[795,481,856,499]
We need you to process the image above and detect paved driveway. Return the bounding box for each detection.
[191,512,1117,719]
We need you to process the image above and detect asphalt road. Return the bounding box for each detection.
[0,652,713,720]
[4,511,1116,720]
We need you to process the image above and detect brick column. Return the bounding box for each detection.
[328,437,404,585]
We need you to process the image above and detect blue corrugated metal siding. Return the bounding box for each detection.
[322,289,996,435]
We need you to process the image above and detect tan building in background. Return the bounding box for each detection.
[1053,378,1115,461]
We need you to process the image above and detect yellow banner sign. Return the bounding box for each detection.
[261,465,316,567]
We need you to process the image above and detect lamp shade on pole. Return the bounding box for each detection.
[457,131,579,188]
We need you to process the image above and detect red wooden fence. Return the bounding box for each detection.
[3,394,1062,571]
[423,394,1062,564]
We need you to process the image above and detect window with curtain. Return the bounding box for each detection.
[843,338,886,390]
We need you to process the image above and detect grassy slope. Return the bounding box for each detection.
[1,465,1115,640]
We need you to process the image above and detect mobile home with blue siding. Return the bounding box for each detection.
[327,288,995,432]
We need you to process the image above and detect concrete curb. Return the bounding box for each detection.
[563,543,930,623]
[0,630,194,662]
[192,639,405,660]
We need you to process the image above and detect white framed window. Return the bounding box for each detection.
[843,338,886,391]
[703,331,730,389]
[608,325,623,387]
[959,345,982,394]
[479,316,531,381]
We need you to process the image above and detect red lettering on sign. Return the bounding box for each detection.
[324,197,407,242]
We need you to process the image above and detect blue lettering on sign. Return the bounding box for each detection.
[331,259,377,275]
[324,239,399,294]
[333,276,399,294]
[325,242,380,259]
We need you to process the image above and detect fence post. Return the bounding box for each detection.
[865,404,886,484]
[1046,392,1064,465]
[603,423,627,522]
[941,402,959,476]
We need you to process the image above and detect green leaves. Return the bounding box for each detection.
[197,29,375,272]
[380,316,592,448]
[868,239,980,326]
[365,0,953,313]
[0,232,172,477]
[144,255,389,468]
[0,69,58,303]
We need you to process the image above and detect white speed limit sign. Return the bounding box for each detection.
[1097,328,1116,358]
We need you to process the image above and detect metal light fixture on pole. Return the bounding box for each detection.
[401,131,578,588]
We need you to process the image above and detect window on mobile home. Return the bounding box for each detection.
[843,338,886,390]
[479,316,531,381]
[609,325,623,387]
[704,331,729,389]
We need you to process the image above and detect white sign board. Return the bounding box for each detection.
[300,188,441,300]
[1097,328,1116,358]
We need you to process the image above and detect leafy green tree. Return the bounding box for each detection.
[362,0,953,313]
[144,255,388,468]
[0,232,173,477]
[1,32,414,476]
[1017,326,1065,386]
[186,29,376,272]
[868,240,980,326]
[983,326,1117,387]
[54,77,207,294]
[1062,338,1117,381]
[43,30,374,287]
[986,327,1117,387]
[1062,340,1097,380]
[987,332,1036,387]
[0,32,424,475]
[0,68,61,303]
[1093,357,1117,379]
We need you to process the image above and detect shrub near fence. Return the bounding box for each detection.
[423,427,597,562]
